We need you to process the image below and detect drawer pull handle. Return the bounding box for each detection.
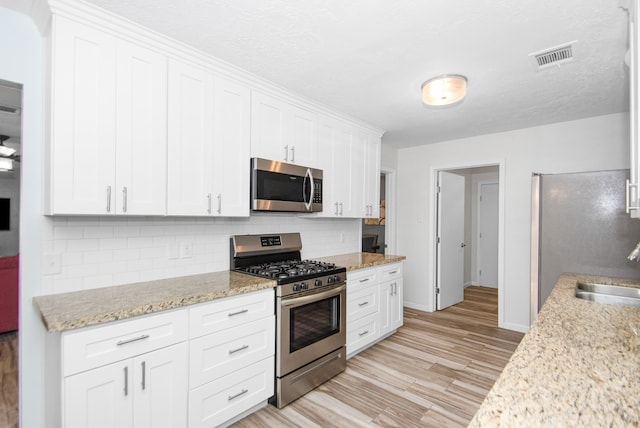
[359,278,369,283]
[228,309,249,317]
[388,270,398,275]
[229,344,249,355]
[359,330,369,337]
[358,301,369,307]
[116,334,150,346]
[228,388,249,401]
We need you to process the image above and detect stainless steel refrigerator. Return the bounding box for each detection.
[531,169,640,320]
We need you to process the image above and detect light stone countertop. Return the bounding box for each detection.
[315,252,406,271]
[33,271,276,332]
[469,273,640,427]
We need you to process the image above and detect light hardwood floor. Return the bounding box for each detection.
[0,331,18,428]
[233,286,523,428]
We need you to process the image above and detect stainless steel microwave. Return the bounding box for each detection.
[251,158,323,212]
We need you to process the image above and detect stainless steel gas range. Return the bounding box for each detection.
[230,233,347,408]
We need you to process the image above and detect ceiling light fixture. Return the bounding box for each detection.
[0,135,16,157]
[421,74,468,106]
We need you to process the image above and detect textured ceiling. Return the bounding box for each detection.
[5,0,633,148]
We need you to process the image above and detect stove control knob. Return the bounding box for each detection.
[292,284,300,292]
[300,282,308,290]
[327,276,334,284]
[335,275,342,283]
[314,279,323,287]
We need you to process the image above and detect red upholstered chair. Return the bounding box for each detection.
[0,254,18,332]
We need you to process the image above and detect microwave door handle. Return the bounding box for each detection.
[303,168,313,211]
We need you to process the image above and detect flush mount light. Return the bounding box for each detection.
[421,74,468,106]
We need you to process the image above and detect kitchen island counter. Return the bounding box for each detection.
[34,271,276,332]
[470,273,640,426]
[315,252,405,271]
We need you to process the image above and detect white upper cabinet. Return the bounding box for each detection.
[47,16,168,215]
[48,15,117,214]
[316,115,381,218]
[166,59,215,216]
[115,41,168,215]
[211,77,251,217]
[167,59,251,217]
[251,92,318,167]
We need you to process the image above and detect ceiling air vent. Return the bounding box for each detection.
[529,41,577,71]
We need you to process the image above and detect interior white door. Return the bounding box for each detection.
[436,171,465,310]
[478,182,499,288]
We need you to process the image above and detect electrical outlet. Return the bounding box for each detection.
[43,253,61,275]
[180,242,193,259]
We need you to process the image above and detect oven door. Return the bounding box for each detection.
[277,283,346,376]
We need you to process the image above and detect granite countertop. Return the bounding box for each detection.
[315,252,406,271]
[34,271,276,332]
[469,273,640,427]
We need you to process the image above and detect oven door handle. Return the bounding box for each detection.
[281,284,346,307]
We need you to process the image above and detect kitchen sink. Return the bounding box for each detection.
[575,282,640,308]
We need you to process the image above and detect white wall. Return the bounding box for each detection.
[397,113,630,331]
[0,5,45,428]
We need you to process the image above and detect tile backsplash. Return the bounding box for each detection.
[41,213,361,294]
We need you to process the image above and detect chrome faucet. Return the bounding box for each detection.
[628,242,640,262]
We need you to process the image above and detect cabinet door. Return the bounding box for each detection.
[333,126,355,216]
[115,40,168,215]
[391,278,404,331]
[251,92,288,162]
[349,130,367,217]
[212,77,251,217]
[49,16,117,214]
[380,279,403,336]
[288,105,318,167]
[64,360,133,428]
[133,343,188,428]
[364,135,381,218]
[316,116,339,217]
[167,59,215,215]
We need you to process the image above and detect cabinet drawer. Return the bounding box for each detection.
[347,267,377,292]
[347,313,379,356]
[188,356,274,428]
[62,309,187,377]
[380,263,402,281]
[189,316,275,388]
[189,289,274,339]
[347,286,379,321]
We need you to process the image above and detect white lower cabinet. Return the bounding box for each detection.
[346,262,404,358]
[188,289,275,427]
[62,311,188,428]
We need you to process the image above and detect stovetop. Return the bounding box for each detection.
[241,259,340,280]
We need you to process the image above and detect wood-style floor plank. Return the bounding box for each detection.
[0,331,18,428]
[233,286,523,428]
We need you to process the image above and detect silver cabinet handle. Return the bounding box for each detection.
[358,301,369,307]
[106,186,112,213]
[228,308,248,317]
[284,145,289,162]
[207,193,212,214]
[291,146,295,163]
[391,282,397,296]
[358,330,369,337]
[116,334,150,346]
[388,270,398,275]
[359,278,369,283]
[334,202,339,215]
[124,366,128,396]
[339,202,343,215]
[228,389,248,401]
[141,361,146,390]
[122,187,127,213]
[217,193,222,214]
[229,344,249,355]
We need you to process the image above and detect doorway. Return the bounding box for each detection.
[434,165,501,318]
[362,169,397,255]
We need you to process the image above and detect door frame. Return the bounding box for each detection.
[476,180,499,288]
[381,168,397,255]
[430,159,505,328]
